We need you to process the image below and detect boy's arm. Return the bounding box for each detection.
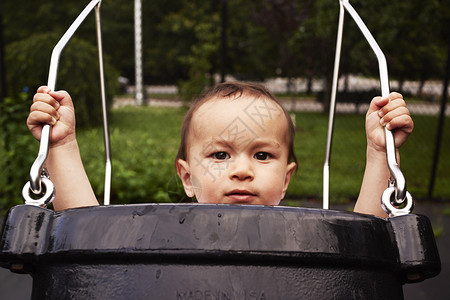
[27,86,98,210]
[354,92,413,217]
[45,140,99,211]
[354,147,392,217]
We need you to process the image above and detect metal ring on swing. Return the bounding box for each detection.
[23,0,106,207]
[381,186,414,217]
[338,0,413,216]
[22,177,55,207]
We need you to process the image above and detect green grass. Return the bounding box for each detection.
[75,106,450,205]
[2,104,448,209]
[290,112,367,202]
[77,106,187,204]
[401,115,450,200]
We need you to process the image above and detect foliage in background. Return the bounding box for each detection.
[89,108,450,205]
[3,106,447,211]
[2,0,448,89]
[158,1,220,102]
[0,94,37,211]
[77,106,186,204]
[5,32,119,127]
[1,0,449,209]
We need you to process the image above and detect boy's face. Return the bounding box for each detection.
[176,95,296,206]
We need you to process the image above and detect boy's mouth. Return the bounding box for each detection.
[225,190,257,203]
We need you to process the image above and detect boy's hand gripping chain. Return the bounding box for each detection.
[325,0,413,217]
[22,0,105,207]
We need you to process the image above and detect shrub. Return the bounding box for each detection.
[78,107,187,204]
[5,32,119,128]
[0,94,37,211]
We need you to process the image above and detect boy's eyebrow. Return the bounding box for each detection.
[201,138,231,150]
[249,139,281,149]
[208,137,228,145]
[203,137,281,150]
[199,138,230,155]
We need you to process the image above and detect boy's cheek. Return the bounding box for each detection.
[193,160,230,183]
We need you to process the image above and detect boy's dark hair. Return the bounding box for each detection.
[175,81,297,165]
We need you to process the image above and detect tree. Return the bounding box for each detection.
[151,1,221,100]
[367,0,446,94]
[245,0,314,79]
[2,0,448,95]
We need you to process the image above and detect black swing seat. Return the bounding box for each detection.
[0,204,441,299]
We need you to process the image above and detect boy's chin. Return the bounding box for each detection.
[197,196,278,206]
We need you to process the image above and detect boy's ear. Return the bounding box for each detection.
[176,159,195,197]
[281,162,297,198]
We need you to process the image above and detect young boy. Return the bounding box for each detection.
[27,82,413,217]
[175,82,297,206]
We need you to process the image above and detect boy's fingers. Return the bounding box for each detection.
[49,90,66,100]
[36,85,51,94]
[377,98,407,118]
[369,92,404,115]
[28,110,57,127]
[367,96,388,115]
[34,87,72,110]
[49,90,74,108]
[33,92,61,110]
[385,114,414,133]
[389,91,403,100]
[30,101,60,120]
[379,106,410,125]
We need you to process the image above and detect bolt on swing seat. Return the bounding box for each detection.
[0,0,441,299]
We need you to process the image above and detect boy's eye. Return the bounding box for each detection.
[212,152,230,160]
[254,152,271,160]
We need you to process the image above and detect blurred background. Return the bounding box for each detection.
[0,0,449,298]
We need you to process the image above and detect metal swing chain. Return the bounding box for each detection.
[336,0,413,217]
[22,0,104,207]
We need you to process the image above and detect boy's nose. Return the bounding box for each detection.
[229,156,254,181]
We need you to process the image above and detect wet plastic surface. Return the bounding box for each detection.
[0,204,441,299]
